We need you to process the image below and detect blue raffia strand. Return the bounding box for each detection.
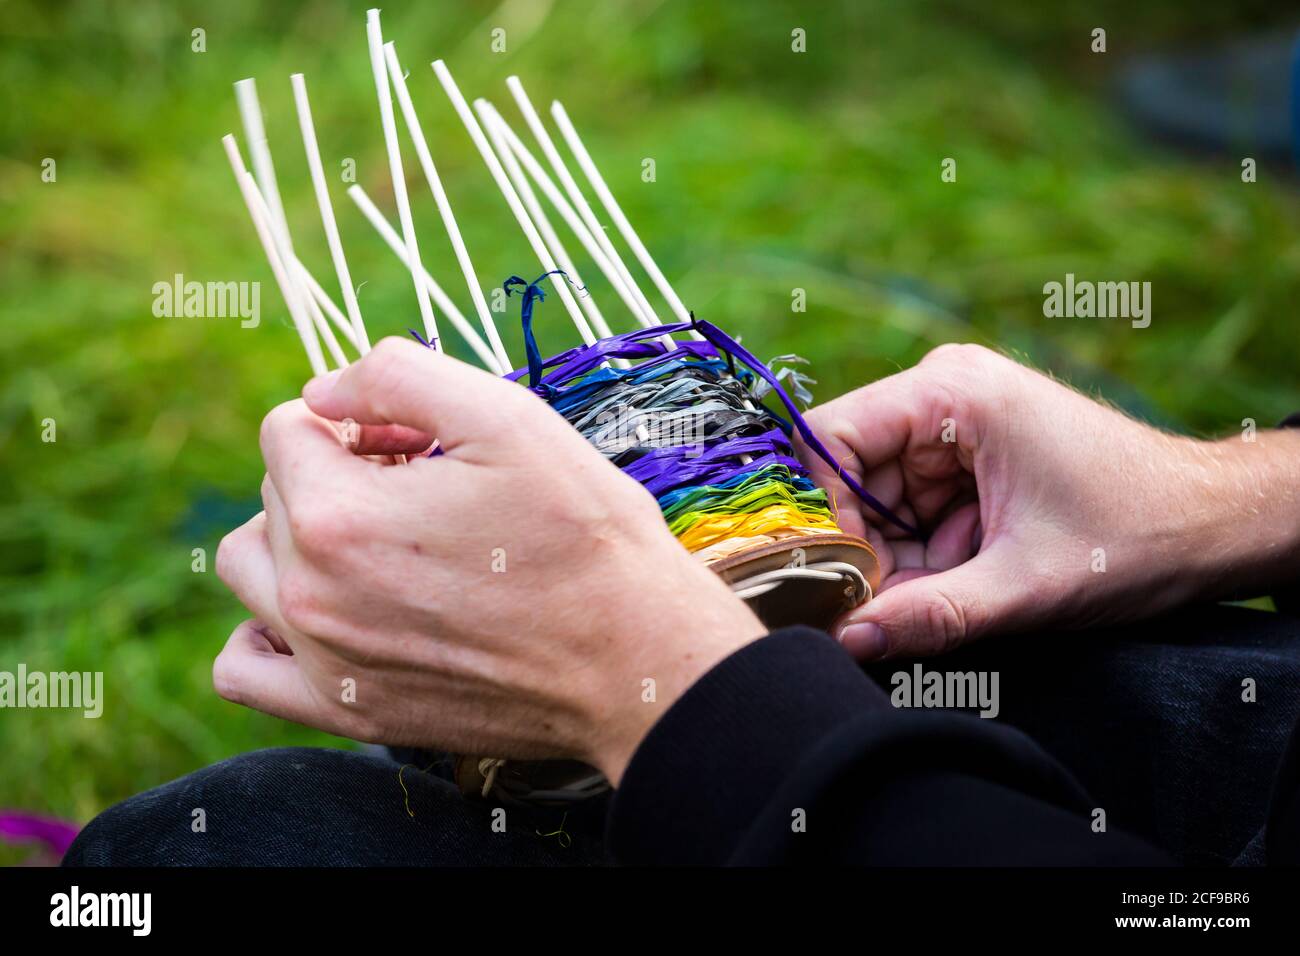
[408,328,439,350]
[503,272,556,391]
[505,270,590,392]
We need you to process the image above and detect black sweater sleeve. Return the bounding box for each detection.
[608,627,1171,865]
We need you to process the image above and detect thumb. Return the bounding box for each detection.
[834,550,1014,661]
[301,337,529,451]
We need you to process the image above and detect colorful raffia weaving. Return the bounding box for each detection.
[465,289,916,567]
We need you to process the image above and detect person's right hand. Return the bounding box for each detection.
[212,338,764,785]
[798,344,1300,661]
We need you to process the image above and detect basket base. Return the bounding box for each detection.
[711,533,880,632]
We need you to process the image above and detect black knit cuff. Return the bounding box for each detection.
[606,626,888,865]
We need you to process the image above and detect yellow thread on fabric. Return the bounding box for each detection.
[536,812,572,849]
[398,761,438,819]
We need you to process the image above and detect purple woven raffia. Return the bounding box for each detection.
[503,320,707,389]
[624,430,802,495]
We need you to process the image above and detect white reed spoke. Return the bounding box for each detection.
[291,72,370,353]
[293,262,359,350]
[234,78,332,363]
[222,134,327,376]
[431,59,595,346]
[486,103,675,353]
[300,274,350,368]
[234,78,290,242]
[347,185,504,374]
[366,9,438,348]
[551,100,701,336]
[486,107,651,329]
[384,43,510,371]
[236,77,359,357]
[478,102,613,338]
[505,77,661,329]
[480,104,633,371]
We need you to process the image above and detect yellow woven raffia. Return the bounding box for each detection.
[675,504,841,554]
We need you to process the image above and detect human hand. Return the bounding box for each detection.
[799,344,1300,660]
[213,338,764,784]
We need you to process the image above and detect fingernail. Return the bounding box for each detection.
[837,622,889,661]
[302,369,343,402]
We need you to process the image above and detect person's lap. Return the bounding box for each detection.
[63,746,608,866]
[887,603,1300,865]
[65,604,1300,867]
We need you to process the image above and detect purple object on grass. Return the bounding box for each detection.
[0,811,80,858]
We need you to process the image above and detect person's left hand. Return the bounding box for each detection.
[213,338,764,785]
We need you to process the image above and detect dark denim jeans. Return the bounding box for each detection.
[65,604,1300,866]
[878,603,1300,865]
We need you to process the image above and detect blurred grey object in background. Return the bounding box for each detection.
[1117,30,1300,162]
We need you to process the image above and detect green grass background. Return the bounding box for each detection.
[2,0,1298,853]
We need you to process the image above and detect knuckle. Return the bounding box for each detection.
[286,500,337,554]
[916,590,969,653]
[211,651,244,705]
[275,571,323,635]
[921,342,993,369]
[215,530,242,586]
[259,400,306,455]
[913,346,1010,437]
[361,347,423,424]
[919,344,1007,400]
[369,336,413,364]
[287,494,359,561]
[918,342,961,367]
[367,339,425,394]
[260,477,284,519]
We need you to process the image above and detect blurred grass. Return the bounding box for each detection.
[2,0,1299,836]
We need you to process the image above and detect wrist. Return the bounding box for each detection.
[1155,428,1300,603]
[582,557,766,785]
